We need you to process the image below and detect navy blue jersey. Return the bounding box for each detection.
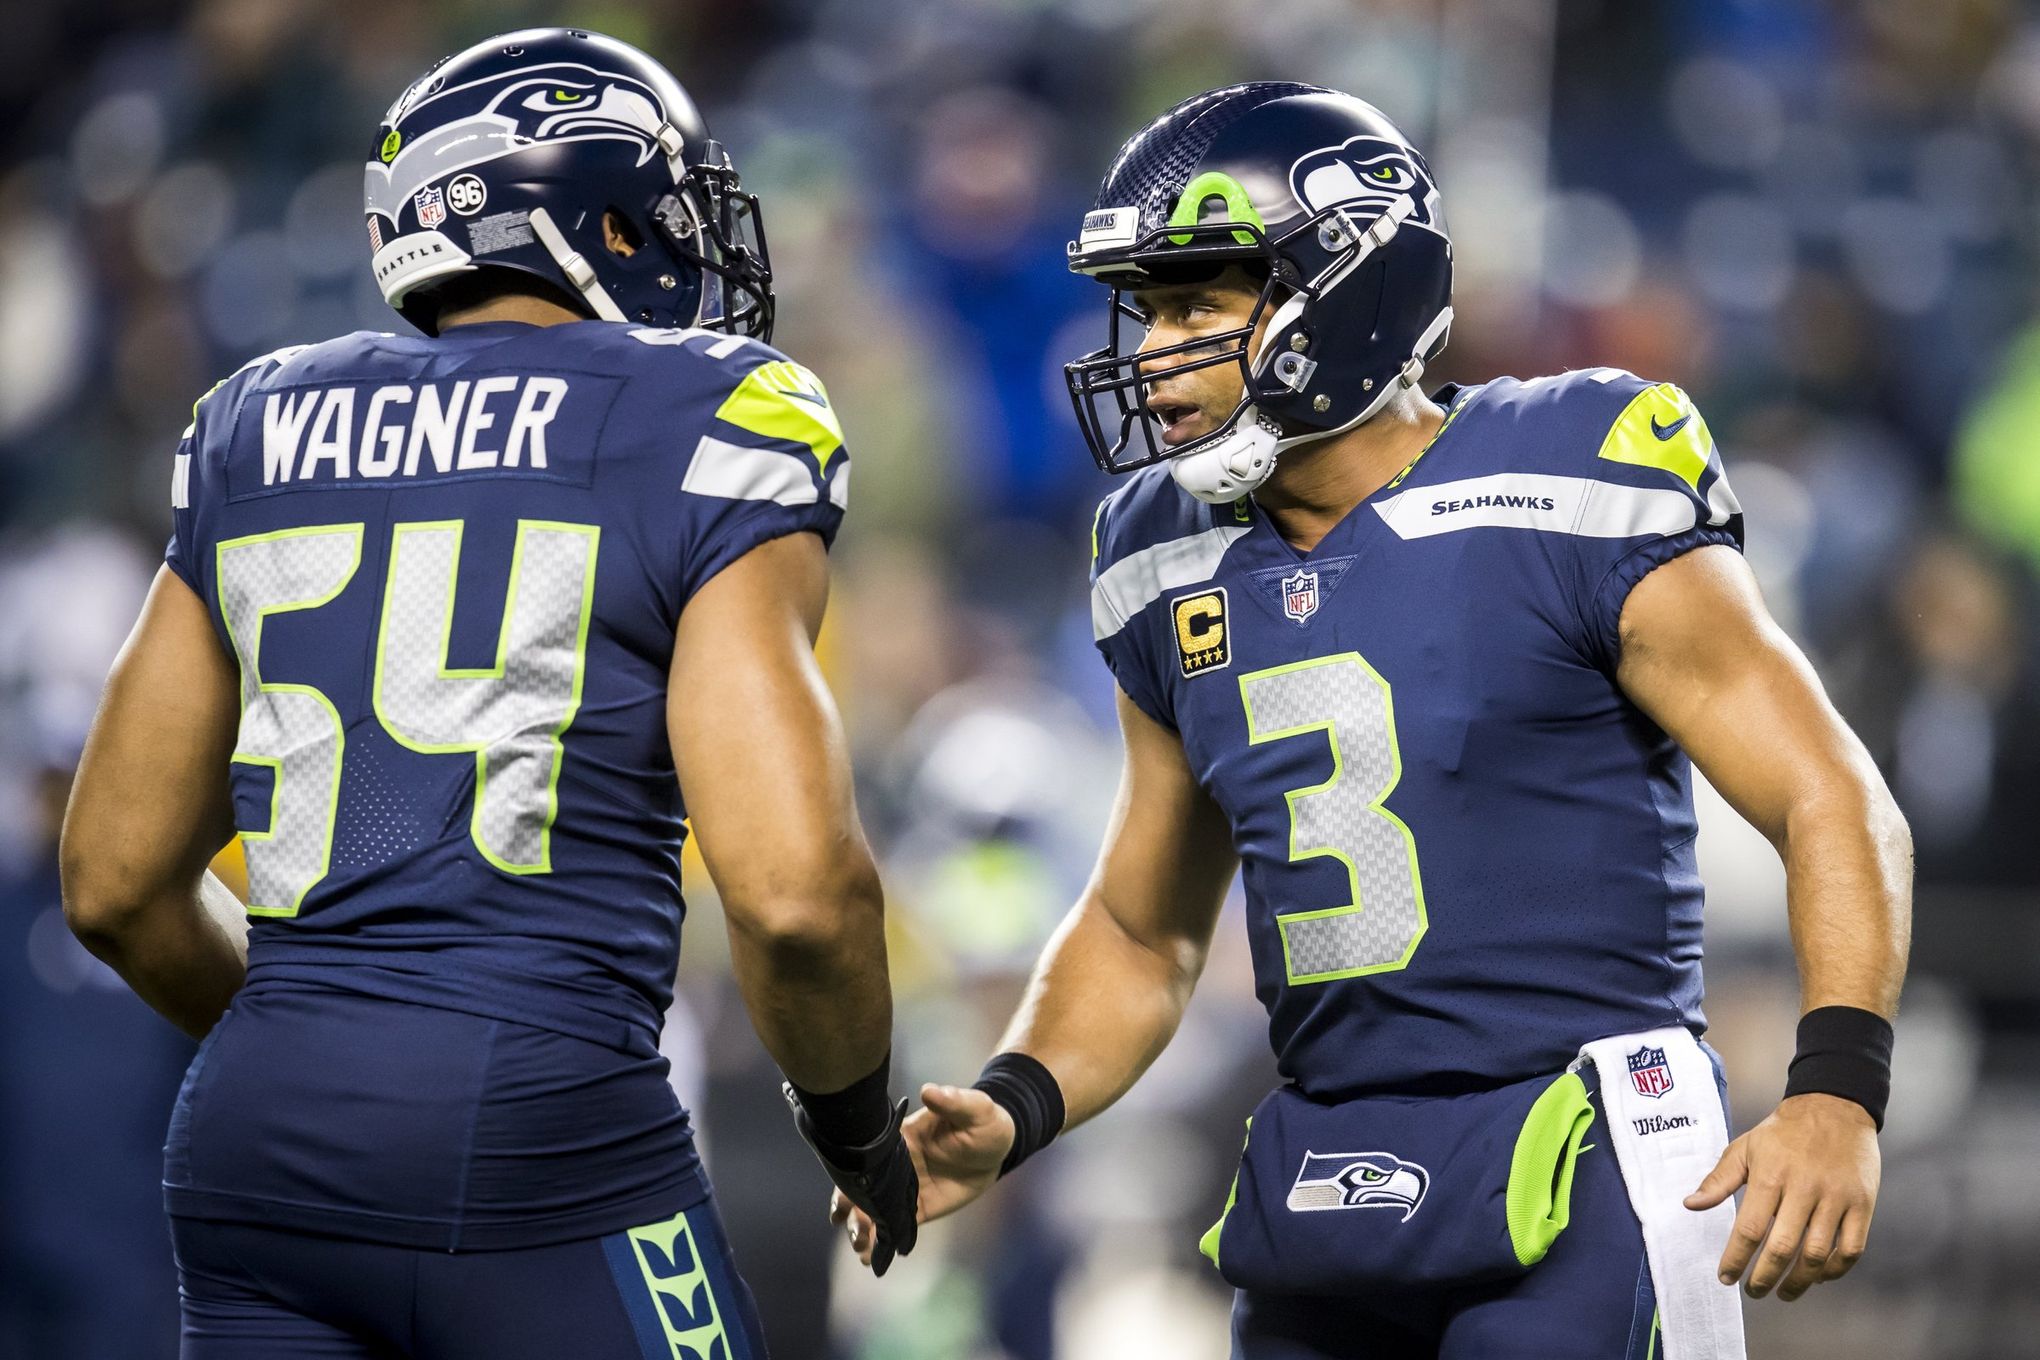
[162,319,848,1246]
[1090,369,1742,1101]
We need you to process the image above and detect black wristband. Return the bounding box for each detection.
[1783,1006,1894,1131]
[786,1052,894,1151]
[972,1051,1066,1178]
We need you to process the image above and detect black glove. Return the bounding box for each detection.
[784,1084,920,1276]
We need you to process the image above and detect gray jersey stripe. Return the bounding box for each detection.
[1091,524,1251,642]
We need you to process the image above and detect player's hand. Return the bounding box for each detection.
[1684,1093,1880,1302]
[829,1083,1017,1269]
[786,1088,919,1277]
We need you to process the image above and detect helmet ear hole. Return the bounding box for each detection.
[602,210,645,257]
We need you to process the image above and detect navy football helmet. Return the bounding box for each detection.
[364,28,771,338]
[1065,83,1452,502]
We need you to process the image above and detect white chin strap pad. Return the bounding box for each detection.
[528,207,628,323]
[1169,412,1280,504]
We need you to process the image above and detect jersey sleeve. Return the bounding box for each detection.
[164,345,312,601]
[1089,490,1178,731]
[163,371,240,597]
[671,346,850,606]
[164,424,202,593]
[1564,373,1744,669]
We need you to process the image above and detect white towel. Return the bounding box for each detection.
[1575,1027,1747,1360]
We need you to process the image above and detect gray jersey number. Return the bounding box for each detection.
[215,519,599,914]
[1238,653,1428,985]
[217,525,366,916]
[374,520,600,874]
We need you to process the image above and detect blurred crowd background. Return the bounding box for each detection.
[3,0,2038,1356]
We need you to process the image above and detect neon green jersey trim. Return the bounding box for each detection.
[1168,171,1265,247]
[1597,382,1711,492]
[1198,1116,1252,1268]
[713,359,845,472]
[625,1209,730,1356]
[1506,1070,1596,1267]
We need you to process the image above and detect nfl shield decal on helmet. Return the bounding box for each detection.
[1287,1151,1429,1222]
[1282,569,1320,623]
[413,185,447,229]
[1627,1044,1674,1099]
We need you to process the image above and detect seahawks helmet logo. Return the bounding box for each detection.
[1288,136,1445,238]
[364,63,677,228]
[1286,1150,1429,1221]
[479,72,669,166]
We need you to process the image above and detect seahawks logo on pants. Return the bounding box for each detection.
[1287,1150,1430,1222]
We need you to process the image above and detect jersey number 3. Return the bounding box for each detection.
[1239,653,1428,986]
[216,519,599,916]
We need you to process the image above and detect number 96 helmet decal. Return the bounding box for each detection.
[1065,83,1452,503]
[364,27,772,338]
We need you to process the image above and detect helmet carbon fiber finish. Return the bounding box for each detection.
[1065,83,1452,497]
[365,28,771,338]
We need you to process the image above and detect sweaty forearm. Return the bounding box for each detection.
[68,870,247,1039]
[725,886,892,1093]
[1778,782,1912,1017]
[996,892,1203,1132]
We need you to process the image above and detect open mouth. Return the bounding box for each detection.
[1147,398,1203,446]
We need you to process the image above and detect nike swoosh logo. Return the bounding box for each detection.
[774,387,829,408]
[1651,413,1692,441]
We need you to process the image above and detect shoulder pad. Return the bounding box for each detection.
[629,328,843,471]
[183,343,316,438]
[1090,464,1252,641]
[1092,463,1244,576]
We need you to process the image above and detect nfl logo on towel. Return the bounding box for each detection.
[1627,1044,1674,1099]
[414,185,447,229]
[1282,569,1320,623]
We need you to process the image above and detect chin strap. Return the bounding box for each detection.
[1169,407,1283,504]
[528,207,629,322]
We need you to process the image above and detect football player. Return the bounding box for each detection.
[61,28,917,1359]
[834,84,1909,1359]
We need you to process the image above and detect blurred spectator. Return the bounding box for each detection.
[0,529,193,1360]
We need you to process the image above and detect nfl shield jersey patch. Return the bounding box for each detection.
[1282,569,1320,622]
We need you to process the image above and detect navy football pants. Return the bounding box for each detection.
[172,1198,766,1360]
[1229,1118,1658,1360]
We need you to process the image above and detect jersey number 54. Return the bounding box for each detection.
[215,519,599,916]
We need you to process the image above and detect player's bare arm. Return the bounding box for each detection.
[834,685,1238,1264]
[61,566,250,1039]
[671,528,921,1272]
[669,529,892,1092]
[1616,543,1912,1303]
